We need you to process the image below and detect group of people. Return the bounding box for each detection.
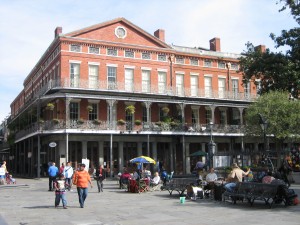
[0,160,16,185]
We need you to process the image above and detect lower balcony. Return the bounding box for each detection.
[14,119,245,140]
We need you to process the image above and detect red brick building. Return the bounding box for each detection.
[9,18,261,177]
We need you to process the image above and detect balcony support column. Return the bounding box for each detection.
[144,101,152,124]
[209,105,216,123]
[238,107,244,125]
[107,99,117,129]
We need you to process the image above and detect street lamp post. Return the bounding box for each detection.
[207,121,216,169]
[258,113,268,152]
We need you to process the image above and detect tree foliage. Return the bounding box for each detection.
[239,0,300,98]
[245,91,300,142]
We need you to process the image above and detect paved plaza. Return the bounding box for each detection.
[0,177,300,225]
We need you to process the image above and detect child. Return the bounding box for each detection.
[54,173,68,209]
[8,173,16,184]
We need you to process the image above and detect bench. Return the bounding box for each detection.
[161,178,198,196]
[223,182,283,208]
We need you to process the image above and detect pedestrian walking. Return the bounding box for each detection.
[95,164,105,192]
[63,162,74,191]
[54,173,68,209]
[48,162,58,191]
[72,163,93,208]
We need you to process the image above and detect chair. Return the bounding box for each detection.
[150,180,162,191]
[120,178,129,190]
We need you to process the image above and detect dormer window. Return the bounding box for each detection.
[70,44,81,52]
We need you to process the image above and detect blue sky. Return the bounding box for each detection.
[0,0,297,122]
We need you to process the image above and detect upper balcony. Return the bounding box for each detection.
[41,78,257,102]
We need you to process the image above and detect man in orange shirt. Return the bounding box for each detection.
[72,164,93,208]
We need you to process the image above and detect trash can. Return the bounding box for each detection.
[180,196,186,204]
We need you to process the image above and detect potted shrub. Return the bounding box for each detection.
[125,105,135,115]
[134,119,142,126]
[87,105,93,112]
[155,121,162,126]
[52,118,60,124]
[77,118,84,124]
[162,106,169,115]
[117,119,126,125]
[93,119,101,125]
[46,103,55,111]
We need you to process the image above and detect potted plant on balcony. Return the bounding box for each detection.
[77,118,84,124]
[117,119,126,125]
[87,105,93,112]
[46,103,55,111]
[134,119,142,126]
[162,106,169,115]
[52,118,60,124]
[125,105,135,115]
[93,119,101,125]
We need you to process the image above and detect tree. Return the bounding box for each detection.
[245,91,300,150]
[239,0,300,98]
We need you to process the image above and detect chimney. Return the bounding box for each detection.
[209,37,221,52]
[255,45,266,53]
[154,29,165,42]
[55,27,62,38]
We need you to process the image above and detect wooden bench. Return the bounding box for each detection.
[161,178,197,196]
[223,182,283,208]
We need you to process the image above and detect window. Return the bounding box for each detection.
[89,46,99,54]
[89,65,98,89]
[142,52,151,60]
[190,75,198,96]
[70,44,81,52]
[125,50,134,58]
[70,102,79,120]
[125,68,134,92]
[107,66,117,89]
[218,78,226,98]
[158,54,166,61]
[231,63,239,70]
[176,57,184,64]
[107,48,117,56]
[244,81,250,98]
[142,70,150,92]
[158,71,166,94]
[192,109,199,125]
[220,110,226,125]
[142,106,147,122]
[176,74,184,96]
[190,58,198,66]
[232,79,239,98]
[204,59,212,67]
[204,77,212,97]
[88,103,98,120]
[70,63,80,87]
[218,61,226,69]
[205,108,212,124]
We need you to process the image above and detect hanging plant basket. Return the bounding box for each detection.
[125,105,135,115]
[87,105,93,112]
[117,119,126,125]
[162,106,170,115]
[46,103,55,111]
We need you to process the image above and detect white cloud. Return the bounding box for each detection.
[0,0,297,121]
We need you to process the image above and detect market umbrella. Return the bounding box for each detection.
[189,150,207,157]
[130,156,156,164]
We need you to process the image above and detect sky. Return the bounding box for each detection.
[0,0,298,123]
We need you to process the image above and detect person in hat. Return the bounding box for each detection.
[224,163,251,192]
[72,163,93,208]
